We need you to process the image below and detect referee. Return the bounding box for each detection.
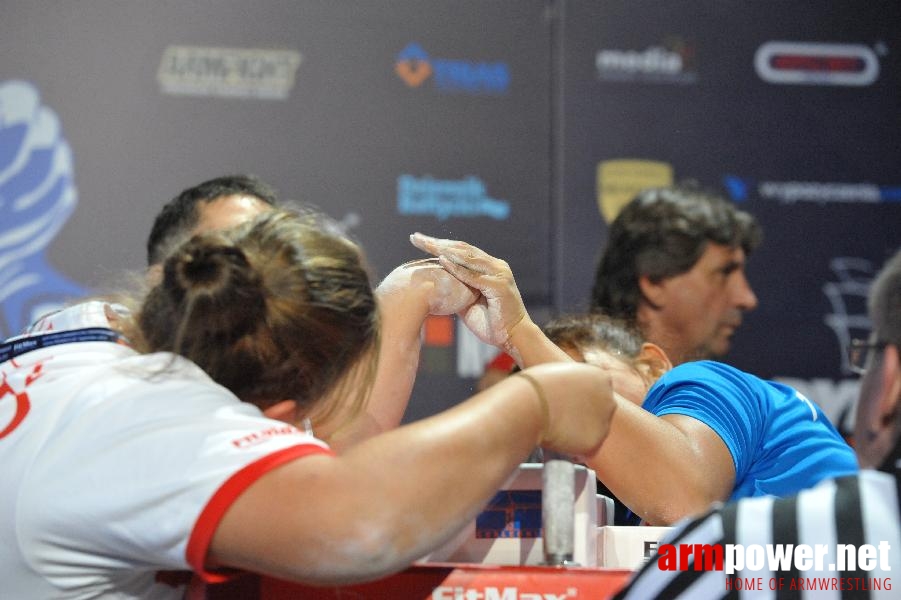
[615,247,901,600]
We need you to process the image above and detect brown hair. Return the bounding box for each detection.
[542,312,644,364]
[590,182,762,322]
[134,208,380,426]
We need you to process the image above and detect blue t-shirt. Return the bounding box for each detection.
[642,361,859,500]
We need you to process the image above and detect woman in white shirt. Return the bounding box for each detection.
[0,208,615,598]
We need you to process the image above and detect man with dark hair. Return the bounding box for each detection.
[146,174,278,267]
[590,183,762,365]
[614,247,901,599]
[33,173,476,453]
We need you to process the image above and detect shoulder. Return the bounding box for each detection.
[24,300,130,334]
[665,361,753,385]
[647,361,758,407]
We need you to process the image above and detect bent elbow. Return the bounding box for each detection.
[642,492,724,526]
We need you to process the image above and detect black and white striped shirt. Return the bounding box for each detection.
[614,466,900,599]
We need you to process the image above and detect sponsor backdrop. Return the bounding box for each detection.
[556,0,901,433]
[1,1,899,426]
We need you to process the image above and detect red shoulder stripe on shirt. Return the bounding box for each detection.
[186,443,334,582]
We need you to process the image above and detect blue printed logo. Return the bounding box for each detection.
[476,490,543,539]
[394,43,510,95]
[0,80,86,338]
[723,175,750,202]
[723,174,901,204]
[397,175,510,221]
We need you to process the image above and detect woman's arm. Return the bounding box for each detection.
[408,233,573,368]
[585,401,735,525]
[321,259,479,450]
[408,232,736,525]
[209,362,615,584]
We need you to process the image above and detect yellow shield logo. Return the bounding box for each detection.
[596,159,674,223]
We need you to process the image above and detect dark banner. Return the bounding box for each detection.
[556,0,901,431]
[2,1,899,426]
[0,1,552,420]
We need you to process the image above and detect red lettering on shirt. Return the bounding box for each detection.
[231,425,300,449]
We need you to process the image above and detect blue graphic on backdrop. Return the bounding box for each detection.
[723,175,750,202]
[723,174,901,204]
[0,80,86,338]
[394,43,510,95]
[397,175,510,220]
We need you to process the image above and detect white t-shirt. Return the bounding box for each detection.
[0,315,331,599]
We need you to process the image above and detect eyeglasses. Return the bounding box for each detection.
[847,339,887,375]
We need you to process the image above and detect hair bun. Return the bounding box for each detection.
[162,236,266,343]
[176,243,249,287]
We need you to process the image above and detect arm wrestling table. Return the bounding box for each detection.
[203,460,638,599]
[204,563,633,599]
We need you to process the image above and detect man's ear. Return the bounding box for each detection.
[263,399,299,424]
[635,342,672,381]
[877,344,901,427]
[638,275,666,309]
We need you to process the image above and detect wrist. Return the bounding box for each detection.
[502,318,537,364]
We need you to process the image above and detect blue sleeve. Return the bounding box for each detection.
[641,361,765,480]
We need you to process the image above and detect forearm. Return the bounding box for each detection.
[585,399,734,525]
[334,377,544,573]
[212,375,545,584]
[327,279,432,447]
[351,262,477,439]
[366,296,427,431]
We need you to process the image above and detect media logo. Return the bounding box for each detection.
[755,41,880,87]
[0,80,86,338]
[595,38,697,84]
[397,175,510,221]
[157,46,302,100]
[596,159,673,223]
[395,43,432,88]
[394,43,510,94]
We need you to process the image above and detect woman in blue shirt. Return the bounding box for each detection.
[411,233,859,526]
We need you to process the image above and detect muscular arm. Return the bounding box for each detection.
[507,324,735,524]
[504,315,735,525]
[209,362,615,584]
[585,400,735,525]
[407,233,736,525]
